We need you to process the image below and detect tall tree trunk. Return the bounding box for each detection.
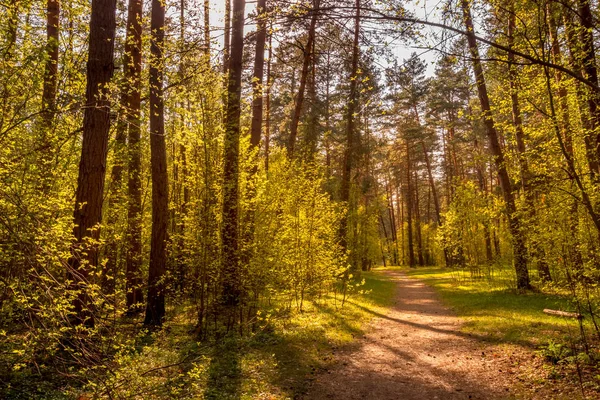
[69,0,117,326]
[39,0,60,192]
[414,171,425,266]
[204,0,210,55]
[506,5,551,282]
[386,180,398,265]
[339,0,360,256]
[563,11,599,177]
[577,0,600,173]
[461,0,530,289]
[304,37,319,158]
[475,137,493,263]
[265,26,272,172]
[548,3,584,273]
[223,0,231,74]
[145,0,168,326]
[405,140,416,268]
[42,0,59,127]
[125,0,144,312]
[221,0,246,312]
[250,0,267,148]
[288,0,320,157]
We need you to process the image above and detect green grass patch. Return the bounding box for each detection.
[404,266,590,348]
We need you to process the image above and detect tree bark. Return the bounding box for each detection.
[42,0,59,127]
[548,2,584,273]
[39,0,60,192]
[204,0,210,55]
[250,0,267,148]
[576,0,600,173]
[221,0,246,310]
[405,140,416,268]
[288,0,320,157]
[125,0,144,312]
[339,0,360,255]
[563,11,599,177]
[414,171,425,266]
[506,5,551,282]
[223,0,231,74]
[461,0,530,289]
[265,26,273,172]
[69,0,117,326]
[145,0,168,326]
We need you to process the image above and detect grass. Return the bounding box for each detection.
[58,271,397,400]
[403,266,593,348]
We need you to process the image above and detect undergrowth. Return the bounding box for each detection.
[1,271,395,399]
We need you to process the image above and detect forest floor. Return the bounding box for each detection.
[304,269,600,400]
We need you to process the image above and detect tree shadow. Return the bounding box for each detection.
[203,336,242,400]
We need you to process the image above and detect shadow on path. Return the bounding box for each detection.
[303,270,517,400]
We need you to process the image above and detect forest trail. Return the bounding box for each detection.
[304,270,516,399]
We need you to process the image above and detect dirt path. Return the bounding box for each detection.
[304,270,516,399]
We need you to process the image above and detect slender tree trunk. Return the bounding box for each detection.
[405,140,416,268]
[68,0,117,326]
[414,171,425,266]
[475,137,493,263]
[145,0,168,326]
[42,0,59,127]
[386,180,398,265]
[339,0,360,256]
[288,0,320,157]
[39,0,60,192]
[461,0,530,289]
[204,0,210,55]
[125,0,144,312]
[223,0,231,74]
[221,0,246,311]
[397,180,405,265]
[563,11,599,177]
[506,5,551,282]
[304,37,319,158]
[548,3,584,273]
[250,0,267,148]
[265,26,272,172]
[577,0,600,172]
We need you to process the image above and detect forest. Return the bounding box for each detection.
[3,0,600,398]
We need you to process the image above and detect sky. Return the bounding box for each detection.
[201,0,448,76]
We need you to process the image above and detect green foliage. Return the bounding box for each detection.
[437,181,504,267]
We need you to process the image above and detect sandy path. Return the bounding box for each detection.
[304,270,516,399]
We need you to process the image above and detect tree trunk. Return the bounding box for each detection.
[461,0,530,289]
[563,11,599,177]
[577,0,600,173]
[265,26,272,172]
[204,0,210,55]
[475,137,493,263]
[414,171,425,266]
[548,3,584,273]
[125,0,144,312]
[145,0,168,326]
[221,0,246,311]
[42,0,59,127]
[405,140,416,268]
[288,0,320,157]
[68,0,117,326]
[39,0,60,192]
[250,0,267,148]
[386,180,398,265]
[223,0,231,74]
[506,5,551,282]
[339,0,360,255]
